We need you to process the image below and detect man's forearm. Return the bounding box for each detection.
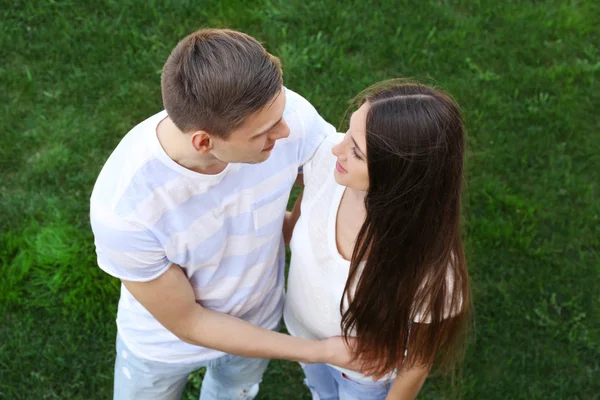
[122,265,357,369]
[177,305,325,363]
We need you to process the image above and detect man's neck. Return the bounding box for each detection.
[156,117,228,175]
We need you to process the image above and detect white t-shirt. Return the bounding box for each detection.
[90,88,335,364]
[284,132,460,382]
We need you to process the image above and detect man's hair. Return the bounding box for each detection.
[161,28,283,138]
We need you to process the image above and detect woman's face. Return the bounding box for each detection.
[332,102,370,192]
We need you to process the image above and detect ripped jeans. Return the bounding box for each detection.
[113,334,268,400]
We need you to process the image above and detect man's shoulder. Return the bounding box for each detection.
[283,87,317,117]
[307,132,344,178]
[322,132,345,148]
[90,111,172,219]
[282,87,334,143]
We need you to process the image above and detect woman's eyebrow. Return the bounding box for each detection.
[350,134,365,156]
[347,113,365,155]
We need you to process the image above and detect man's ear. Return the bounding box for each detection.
[190,130,213,154]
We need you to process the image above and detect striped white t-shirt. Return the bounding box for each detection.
[90,88,335,363]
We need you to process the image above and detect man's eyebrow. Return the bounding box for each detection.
[254,117,283,136]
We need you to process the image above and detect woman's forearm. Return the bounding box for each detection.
[386,364,429,400]
[283,191,303,244]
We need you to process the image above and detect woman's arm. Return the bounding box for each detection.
[386,364,430,400]
[283,173,305,244]
[283,192,303,244]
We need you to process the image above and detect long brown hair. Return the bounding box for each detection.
[341,80,471,376]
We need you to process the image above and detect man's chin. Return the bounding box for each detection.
[240,153,271,165]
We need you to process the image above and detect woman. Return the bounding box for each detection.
[283,80,472,399]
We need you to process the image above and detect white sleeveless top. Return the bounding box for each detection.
[284,132,395,381]
[284,132,460,382]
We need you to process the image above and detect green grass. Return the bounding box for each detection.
[1,0,598,398]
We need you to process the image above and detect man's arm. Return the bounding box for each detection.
[122,263,359,367]
[386,364,430,400]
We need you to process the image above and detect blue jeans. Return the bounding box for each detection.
[114,334,269,400]
[301,363,392,400]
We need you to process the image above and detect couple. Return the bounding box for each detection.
[90,28,471,400]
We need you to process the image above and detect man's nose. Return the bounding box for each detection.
[271,120,290,140]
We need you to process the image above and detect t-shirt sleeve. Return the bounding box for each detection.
[302,132,345,189]
[412,265,464,324]
[90,210,171,282]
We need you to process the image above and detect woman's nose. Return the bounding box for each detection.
[331,141,343,158]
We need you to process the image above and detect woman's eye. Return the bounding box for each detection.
[351,147,361,160]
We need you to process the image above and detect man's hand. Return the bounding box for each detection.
[319,336,391,380]
[319,336,359,369]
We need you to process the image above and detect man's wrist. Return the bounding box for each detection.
[295,338,328,364]
[310,339,330,364]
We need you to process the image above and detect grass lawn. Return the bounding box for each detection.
[1,0,598,398]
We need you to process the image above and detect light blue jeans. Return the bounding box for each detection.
[301,363,392,400]
[114,334,269,400]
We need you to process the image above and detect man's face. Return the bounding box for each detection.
[210,89,290,164]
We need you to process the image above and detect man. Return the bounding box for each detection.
[90,28,356,400]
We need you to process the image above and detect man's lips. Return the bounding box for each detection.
[262,143,275,152]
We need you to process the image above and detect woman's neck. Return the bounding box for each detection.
[340,187,367,222]
[345,187,367,205]
[335,186,368,261]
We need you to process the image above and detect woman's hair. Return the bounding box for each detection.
[341,79,471,376]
